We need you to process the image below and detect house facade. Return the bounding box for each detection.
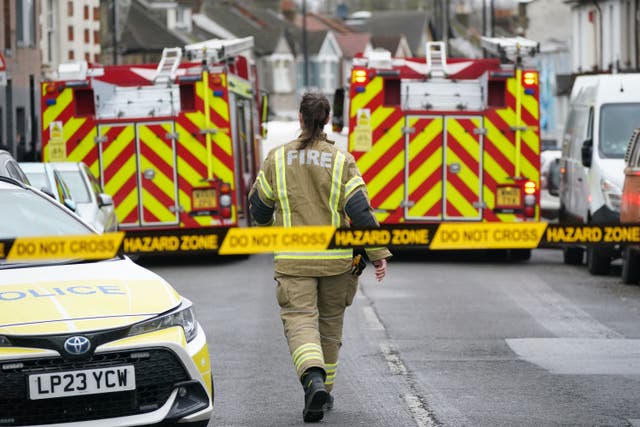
[0,0,42,160]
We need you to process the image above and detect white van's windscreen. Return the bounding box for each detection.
[599,103,640,158]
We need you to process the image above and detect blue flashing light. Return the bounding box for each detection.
[355,86,366,93]
[45,99,57,106]
[524,88,535,96]
[213,90,224,97]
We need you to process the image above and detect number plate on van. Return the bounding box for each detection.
[192,188,218,211]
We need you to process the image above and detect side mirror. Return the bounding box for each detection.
[581,138,593,168]
[548,159,561,196]
[332,88,345,133]
[98,193,114,207]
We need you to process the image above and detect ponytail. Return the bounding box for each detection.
[298,92,331,149]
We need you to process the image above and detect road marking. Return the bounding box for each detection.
[500,273,623,338]
[404,394,437,427]
[363,306,384,330]
[507,338,640,375]
[380,342,407,375]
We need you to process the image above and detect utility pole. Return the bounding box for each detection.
[112,0,118,65]
[302,0,309,89]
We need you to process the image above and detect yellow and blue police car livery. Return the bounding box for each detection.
[0,257,213,427]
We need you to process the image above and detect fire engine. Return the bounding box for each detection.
[40,37,267,255]
[335,38,542,230]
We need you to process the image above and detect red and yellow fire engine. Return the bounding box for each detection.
[336,38,542,227]
[40,37,267,255]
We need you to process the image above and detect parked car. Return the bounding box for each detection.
[20,162,77,214]
[50,162,118,233]
[0,149,30,185]
[620,129,640,284]
[558,74,640,274]
[0,175,214,426]
[540,148,561,220]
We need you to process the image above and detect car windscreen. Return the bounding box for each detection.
[25,171,50,192]
[0,188,93,238]
[59,170,92,203]
[599,103,640,158]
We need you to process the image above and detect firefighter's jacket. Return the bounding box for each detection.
[249,133,391,277]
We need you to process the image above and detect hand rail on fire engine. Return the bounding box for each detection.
[425,41,449,78]
[154,47,183,83]
[185,36,254,64]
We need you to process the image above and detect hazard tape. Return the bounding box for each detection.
[1,224,639,260]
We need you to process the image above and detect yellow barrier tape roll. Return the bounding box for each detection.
[218,226,335,255]
[430,222,547,250]
[7,233,124,261]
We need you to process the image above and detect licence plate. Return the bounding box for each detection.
[496,187,521,207]
[192,188,218,210]
[28,365,135,400]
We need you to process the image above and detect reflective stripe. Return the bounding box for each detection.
[275,250,353,260]
[345,176,365,199]
[292,343,324,372]
[325,362,338,385]
[275,147,291,226]
[257,170,275,201]
[330,152,346,226]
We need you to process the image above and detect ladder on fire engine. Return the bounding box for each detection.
[425,41,449,78]
[185,36,254,64]
[153,47,183,83]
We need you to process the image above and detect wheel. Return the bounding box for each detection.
[587,246,611,275]
[563,247,583,265]
[510,249,531,261]
[621,247,640,285]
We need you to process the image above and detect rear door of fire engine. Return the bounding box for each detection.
[228,77,257,226]
[97,122,180,228]
[404,115,484,221]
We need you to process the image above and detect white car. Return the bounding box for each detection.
[0,176,213,426]
[21,162,118,233]
[540,149,561,219]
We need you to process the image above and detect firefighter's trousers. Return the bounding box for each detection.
[275,270,359,392]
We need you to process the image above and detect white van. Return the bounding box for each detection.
[557,74,640,275]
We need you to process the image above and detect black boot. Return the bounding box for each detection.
[301,368,328,422]
[323,393,334,411]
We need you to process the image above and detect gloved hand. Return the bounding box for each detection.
[351,253,367,276]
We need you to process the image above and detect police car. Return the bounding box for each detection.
[0,176,213,426]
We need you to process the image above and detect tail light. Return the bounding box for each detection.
[523,180,537,218]
[219,182,232,219]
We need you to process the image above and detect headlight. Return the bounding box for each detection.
[601,178,622,212]
[0,335,11,347]
[128,301,198,342]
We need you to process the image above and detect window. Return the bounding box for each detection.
[85,52,90,62]
[68,26,74,41]
[45,0,56,63]
[273,57,293,94]
[599,103,640,158]
[16,0,36,47]
[84,5,89,20]
[84,29,90,44]
[93,7,100,21]
[94,31,100,45]
[67,1,73,16]
[4,0,11,50]
[69,50,75,60]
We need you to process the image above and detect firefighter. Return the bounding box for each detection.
[249,92,391,422]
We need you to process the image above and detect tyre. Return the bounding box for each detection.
[510,249,531,261]
[587,246,611,275]
[621,247,640,285]
[563,246,583,265]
